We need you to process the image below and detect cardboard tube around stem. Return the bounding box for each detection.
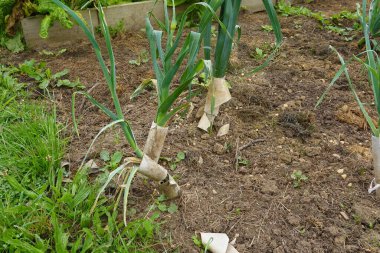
[159,174,181,199]
[143,122,168,162]
[138,122,181,198]
[198,77,231,131]
[372,135,380,196]
[139,154,181,198]
[139,154,168,182]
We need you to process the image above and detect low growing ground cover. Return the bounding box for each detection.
[0,64,174,251]
[2,0,380,252]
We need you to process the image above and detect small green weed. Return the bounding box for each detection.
[192,234,203,248]
[100,150,123,170]
[39,48,67,56]
[18,59,84,89]
[129,50,150,66]
[250,43,273,60]
[291,170,308,188]
[261,24,274,32]
[253,47,267,60]
[237,156,250,166]
[153,195,178,214]
[161,151,186,170]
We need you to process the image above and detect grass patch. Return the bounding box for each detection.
[0,64,167,252]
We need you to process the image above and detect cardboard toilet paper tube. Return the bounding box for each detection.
[198,77,231,131]
[143,122,168,162]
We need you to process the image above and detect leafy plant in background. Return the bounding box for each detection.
[19,59,85,89]
[197,0,283,132]
[316,0,380,195]
[1,60,84,91]
[277,0,360,37]
[0,0,24,52]
[0,0,141,52]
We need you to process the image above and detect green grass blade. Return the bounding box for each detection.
[2,237,44,253]
[52,212,69,253]
[91,164,127,214]
[123,166,138,226]
[249,45,281,74]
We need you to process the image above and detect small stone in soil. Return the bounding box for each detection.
[279,154,292,164]
[213,143,225,155]
[198,156,203,165]
[201,133,209,140]
[260,179,279,195]
[337,169,344,174]
[326,226,340,236]
[334,236,346,246]
[340,211,349,220]
[332,153,341,159]
[304,146,322,157]
[286,214,301,226]
[341,174,347,179]
[239,167,249,174]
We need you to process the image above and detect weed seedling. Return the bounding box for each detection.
[100,150,123,170]
[237,156,250,166]
[129,50,150,66]
[253,47,267,60]
[153,194,178,214]
[192,235,203,249]
[170,151,186,170]
[291,170,308,188]
[261,24,274,32]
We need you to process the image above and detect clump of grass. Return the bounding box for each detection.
[0,62,166,251]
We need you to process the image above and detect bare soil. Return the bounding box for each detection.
[3,0,380,252]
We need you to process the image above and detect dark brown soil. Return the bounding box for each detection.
[3,0,380,252]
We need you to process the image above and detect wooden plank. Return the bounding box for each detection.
[21,1,163,49]
[102,1,164,29]
[22,8,98,49]
[241,0,277,12]
[21,0,278,49]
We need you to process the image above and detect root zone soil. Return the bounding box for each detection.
[3,0,380,252]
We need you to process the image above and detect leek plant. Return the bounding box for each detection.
[198,0,283,131]
[316,0,380,195]
[140,0,223,198]
[51,0,181,216]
